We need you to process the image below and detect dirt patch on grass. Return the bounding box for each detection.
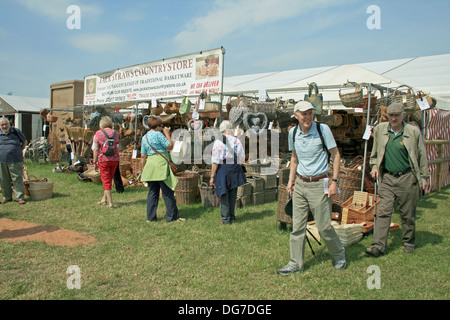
[0,218,96,247]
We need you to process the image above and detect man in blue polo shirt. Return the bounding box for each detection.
[277,101,345,275]
[0,117,27,204]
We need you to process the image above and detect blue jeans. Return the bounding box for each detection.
[146,181,179,222]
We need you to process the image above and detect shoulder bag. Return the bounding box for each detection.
[146,135,177,175]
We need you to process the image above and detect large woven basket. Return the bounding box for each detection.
[332,186,360,208]
[343,193,380,223]
[131,158,143,176]
[28,181,53,201]
[175,172,199,192]
[390,84,417,113]
[202,101,220,113]
[175,190,198,205]
[237,182,252,197]
[339,82,363,108]
[199,182,218,207]
[24,175,48,197]
[247,176,265,193]
[278,167,290,185]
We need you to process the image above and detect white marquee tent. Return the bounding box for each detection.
[223,53,450,110]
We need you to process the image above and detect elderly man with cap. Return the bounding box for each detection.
[366,103,429,257]
[0,117,27,204]
[209,120,246,225]
[277,101,346,275]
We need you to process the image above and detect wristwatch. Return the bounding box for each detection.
[331,179,339,184]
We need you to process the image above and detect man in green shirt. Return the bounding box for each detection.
[366,103,429,256]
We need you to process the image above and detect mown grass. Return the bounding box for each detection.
[0,161,449,300]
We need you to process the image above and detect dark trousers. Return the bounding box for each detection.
[219,188,237,224]
[372,172,419,252]
[66,145,72,165]
[147,181,179,222]
[113,164,124,193]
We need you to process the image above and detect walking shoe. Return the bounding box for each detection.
[334,258,347,270]
[17,200,26,204]
[276,264,300,275]
[365,247,384,257]
[404,246,415,253]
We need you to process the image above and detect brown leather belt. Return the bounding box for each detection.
[296,173,328,182]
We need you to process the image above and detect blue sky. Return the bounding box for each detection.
[1,0,449,98]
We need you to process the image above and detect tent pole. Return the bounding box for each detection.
[361,84,372,191]
[219,47,226,125]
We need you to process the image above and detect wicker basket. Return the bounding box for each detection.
[252,192,265,205]
[277,200,293,224]
[202,101,220,113]
[278,184,290,204]
[28,182,53,201]
[247,176,265,193]
[254,173,277,189]
[175,172,199,192]
[120,150,133,163]
[131,158,143,176]
[264,188,277,203]
[150,103,164,115]
[237,182,252,197]
[339,173,361,188]
[342,193,380,223]
[278,167,290,185]
[119,161,132,174]
[83,167,102,183]
[339,82,363,108]
[248,101,277,120]
[361,93,378,110]
[164,102,180,114]
[390,84,417,113]
[199,182,217,207]
[24,175,48,197]
[175,190,198,205]
[332,186,360,208]
[239,195,252,207]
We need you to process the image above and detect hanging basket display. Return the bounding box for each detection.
[339,82,363,108]
[389,84,417,113]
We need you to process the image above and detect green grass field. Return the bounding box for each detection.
[1,161,448,300]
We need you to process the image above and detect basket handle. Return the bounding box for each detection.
[339,81,361,94]
[308,82,319,96]
[393,84,415,97]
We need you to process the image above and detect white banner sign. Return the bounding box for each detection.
[83,48,224,105]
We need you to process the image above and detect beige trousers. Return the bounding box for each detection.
[289,177,345,270]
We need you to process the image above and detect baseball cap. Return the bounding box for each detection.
[387,103,404,114]
[292,101,314,117]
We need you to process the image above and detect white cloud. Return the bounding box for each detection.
[174,0,348,50]
[68,34,124,54]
